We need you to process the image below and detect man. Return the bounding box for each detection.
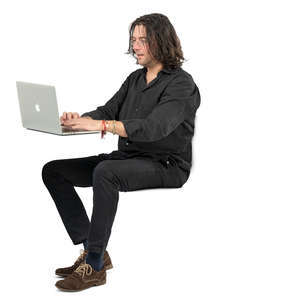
[42,13,201,292]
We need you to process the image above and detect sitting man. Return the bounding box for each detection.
[42,12,201,292]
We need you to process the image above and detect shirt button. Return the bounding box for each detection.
[135,108,138,111]
[125,142,129,146]
[166,160,169,164]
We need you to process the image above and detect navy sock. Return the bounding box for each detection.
[82,239,88,250]
[86,250,104,271]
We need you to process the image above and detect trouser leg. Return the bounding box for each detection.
[42,154,189,253]
[41,155,102,245]
[86,158,188,253]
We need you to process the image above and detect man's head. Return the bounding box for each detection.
[126,13,185,70]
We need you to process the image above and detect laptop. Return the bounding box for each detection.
[16,81,101,136]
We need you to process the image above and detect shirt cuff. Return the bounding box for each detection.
[120,119,143,141]
[81,113,92,118]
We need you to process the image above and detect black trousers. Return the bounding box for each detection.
[41,154,189,253]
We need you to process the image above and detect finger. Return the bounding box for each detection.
[64,120,76,125]
[67,112,72,120]
[63,112,67,120]
[60,114,66,124]
[64,121,78,128]
[73,112,80,119]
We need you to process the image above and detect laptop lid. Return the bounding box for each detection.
[16,81,62,134]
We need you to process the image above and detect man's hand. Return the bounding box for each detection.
[63,117,103,131]
[60,112,81,125]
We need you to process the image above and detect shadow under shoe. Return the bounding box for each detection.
[55,249,113,277]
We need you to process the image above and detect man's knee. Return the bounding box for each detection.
[41,160,60,183]
[92,161,117,185]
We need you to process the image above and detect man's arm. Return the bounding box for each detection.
[119,74,200,142]
[81,116,128,137]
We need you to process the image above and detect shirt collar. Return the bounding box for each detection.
[142,66,179,75]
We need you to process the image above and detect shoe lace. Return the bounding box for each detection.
[75,249,86,264]
[74,263,93,278]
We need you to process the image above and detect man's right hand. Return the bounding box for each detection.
[60,112,91,125]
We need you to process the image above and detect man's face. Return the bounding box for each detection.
[131,25,157,67]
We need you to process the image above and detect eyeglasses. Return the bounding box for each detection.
[130,38,148,47]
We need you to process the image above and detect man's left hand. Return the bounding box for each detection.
[62,118,103,131]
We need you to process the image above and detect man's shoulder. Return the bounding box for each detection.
[129,67,144,77]
[168,67,197,87]
[122,68,144,83]
[176,67,194,80]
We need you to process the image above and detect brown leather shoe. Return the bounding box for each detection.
[55,263,106,292]
[55,249,113,277]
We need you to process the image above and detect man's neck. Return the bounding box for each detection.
[146,62,164,77]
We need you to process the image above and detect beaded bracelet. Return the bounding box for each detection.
[100,120,116,137]
[112,120,116,135]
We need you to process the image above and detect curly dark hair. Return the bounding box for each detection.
[125,13,186,70]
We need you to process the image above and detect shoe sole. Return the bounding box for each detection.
[56,278,106,292]
[55,262,113,277]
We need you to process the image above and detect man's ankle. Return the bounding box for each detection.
[86,250,104,271]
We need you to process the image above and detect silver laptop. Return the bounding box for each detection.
[16,81,100,135]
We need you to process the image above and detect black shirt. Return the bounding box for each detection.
[81,66,201,175]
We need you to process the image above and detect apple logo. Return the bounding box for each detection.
[35,104,41,112]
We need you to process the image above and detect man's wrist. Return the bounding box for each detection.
[104,120,127,137]
[99,120,104,131]
[105,120,109,131]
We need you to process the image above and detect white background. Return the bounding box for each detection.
[1,0,299,299]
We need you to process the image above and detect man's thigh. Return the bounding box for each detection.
[94,158,187,192]
[42,155,102,187]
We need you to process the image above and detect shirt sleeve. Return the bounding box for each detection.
[81,74,131,120]
[120,74,200,143]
